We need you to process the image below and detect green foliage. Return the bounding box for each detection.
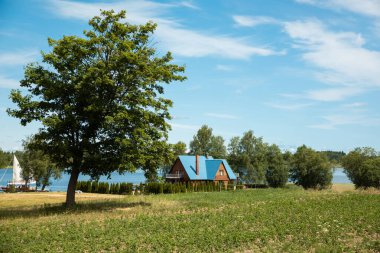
[189,125,227,158]
[265,144,289,188]
[19,136,62,191]
[228,130,268,184]
[0,149,12,168]
[290,145,333,189]
[318,150,346,165]
[5,184,16,193]
[7,10,186,206]
[342,147,380,189]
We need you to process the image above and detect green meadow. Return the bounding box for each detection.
[1,185,379,252]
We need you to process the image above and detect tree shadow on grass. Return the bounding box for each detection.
[0,200,151,219]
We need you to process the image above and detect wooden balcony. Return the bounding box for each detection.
[166,173,183,179]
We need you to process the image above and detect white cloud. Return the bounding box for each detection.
[48,0,280,60]
[309,114,380,129]
[266,102,313,110]
[233,15,279,27]
[0,75,20,89]
[170,123,199,131]
[0,51,38,66]
[305,87,363,101]
[215,64,234,71]
[178,1,200,10]
[283,20,380,100]
[295,0,380,18]
[204,113,239,119]
[342,102,367,108]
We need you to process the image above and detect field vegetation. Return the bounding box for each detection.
[1,186,379,252]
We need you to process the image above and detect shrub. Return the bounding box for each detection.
[290,145,332,189]
[87,181,92,193]
[92,181,99,193]
[342,147,380,189]
[265,144,289,188]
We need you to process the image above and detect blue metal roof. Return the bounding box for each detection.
[177,155,237,180]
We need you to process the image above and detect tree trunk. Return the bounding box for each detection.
[65,167,80,208]
[41,184,46,191]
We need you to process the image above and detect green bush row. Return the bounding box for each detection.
[76,181,243,195]
[76,181,134,195]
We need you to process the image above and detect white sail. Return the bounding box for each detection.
[12,155,23,184]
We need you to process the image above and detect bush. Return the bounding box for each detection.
[290,145,332,189]
[265,144,289,188]
[236,184,244,190]
[342,147,380,189]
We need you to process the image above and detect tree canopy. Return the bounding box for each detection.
[342,147,380,189]
[8,10,186,207]
[19,136,61,191]
[189,125,227,158]
[0,149,12,168]
[290,145,332,189]
[265,144,289,188]
[227,130,268,184]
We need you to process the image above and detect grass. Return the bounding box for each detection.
[0,184,379,252]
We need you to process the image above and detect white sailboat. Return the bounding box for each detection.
[1,155,36,191]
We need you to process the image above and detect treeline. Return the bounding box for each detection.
[77,181,242,195]
[179,125,333,189]
[318,151,346,165]
[174,125,379,190]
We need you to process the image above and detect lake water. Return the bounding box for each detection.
[0,168,351,192]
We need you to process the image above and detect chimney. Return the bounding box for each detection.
[196,155,199,175]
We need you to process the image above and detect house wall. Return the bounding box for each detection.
[213,163,230,188]
[168,159,190,182]
[213,163,230,181]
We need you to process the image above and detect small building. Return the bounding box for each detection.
[166,155,237,187]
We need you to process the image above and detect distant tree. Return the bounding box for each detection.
[318,150,346,166]
[290,145,332,189]
[265,144,288,188]
[160,141,187,177]
[20,137,61,191]
[342,147,380,189]
[7,10,185,207]
[189,125,227,158]
[227,130,268,184]
[0,149,12,168]
[172,141,187,157]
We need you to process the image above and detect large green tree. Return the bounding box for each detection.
[227,130,268,183]
[189,125,227,158]
[290,145,332,189]
[8,10,185,207]
[342,147,380,189]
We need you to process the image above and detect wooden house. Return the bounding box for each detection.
[166,155,237,187]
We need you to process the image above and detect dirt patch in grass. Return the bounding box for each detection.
[331,183,355,193]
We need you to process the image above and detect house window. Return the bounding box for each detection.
[219,170,223,176]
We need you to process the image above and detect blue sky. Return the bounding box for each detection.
[1,0,380,152]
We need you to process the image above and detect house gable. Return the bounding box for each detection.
[213,163,230,181]
[168,158,190,181]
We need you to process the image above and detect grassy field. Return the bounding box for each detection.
[0,185,379,252]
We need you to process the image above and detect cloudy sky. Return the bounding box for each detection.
[1,0,380,152]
